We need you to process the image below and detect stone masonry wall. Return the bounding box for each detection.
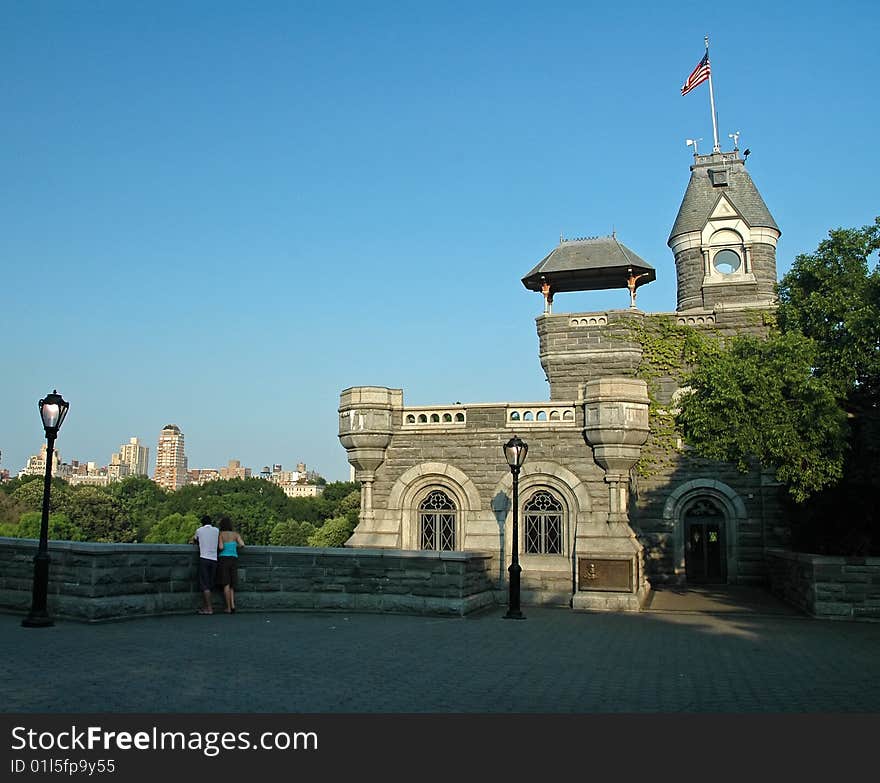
[372,405,610,600]
[536,310,643,400]
[710,308,774,339]
[702,280,761,310]
[675,247,706,311]
[343,304,788,591]
[0,538,496,622]
[750,243,778,300]
[533,307,785,584]
[767,549,880,621]
[631,454,788,585]
[374,406,605,513]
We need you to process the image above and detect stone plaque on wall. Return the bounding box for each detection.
[577,558,633,592]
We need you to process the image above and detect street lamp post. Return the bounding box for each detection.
[22,390,70,628]
[503,435,528,620]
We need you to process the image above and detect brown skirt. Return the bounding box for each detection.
[217,556,238,588]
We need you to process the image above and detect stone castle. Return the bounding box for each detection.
[338,146,789,611]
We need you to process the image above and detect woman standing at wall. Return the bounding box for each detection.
[217,516,245,614]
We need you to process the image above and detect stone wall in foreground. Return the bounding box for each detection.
[0,538,496,622]
[767,549,880,621]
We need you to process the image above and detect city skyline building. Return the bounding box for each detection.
[188,468,220,486]
[258,462,323,497]
[219,459,251,481]
[19,444,61,478]
[154,424,188,491]
[67,461,111,487]
[10,436,328,492]
[116,437,149,478]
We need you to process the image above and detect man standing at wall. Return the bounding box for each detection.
[190,515,219,615]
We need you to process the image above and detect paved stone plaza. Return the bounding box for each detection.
[3,589,879,713]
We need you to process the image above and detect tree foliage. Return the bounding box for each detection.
[106,477,168,539]
[0,471,359,547]
[144,512,200,544]
[60,486,136,543]
[0,474,43,495]
[320,481,359,504]
[676,218,880,551]
[269,519,317,546]
[777,217,880,407]
[307,516,356,548]
[10,477,70,513]
[0,491,26,526]
[675,331,848,501]
[13,511,85,542]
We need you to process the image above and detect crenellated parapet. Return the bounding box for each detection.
[537,309,645,400]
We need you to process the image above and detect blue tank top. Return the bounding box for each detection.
[220,540,238,558]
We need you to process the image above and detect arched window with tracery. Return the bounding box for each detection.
[419,490,457,551]
[523,490,564,554]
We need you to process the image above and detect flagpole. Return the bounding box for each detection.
[706,35,720,152]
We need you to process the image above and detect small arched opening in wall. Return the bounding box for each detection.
[708,227,746,277]
[492,461,593,601]
[390,463,483,552]
[662,480,747,584]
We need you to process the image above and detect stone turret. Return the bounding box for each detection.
[338,387,401,527]
[669,150,779,312]
[574,377,652,611]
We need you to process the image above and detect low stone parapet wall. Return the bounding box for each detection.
[767,548,880,621]
[0,538,496,622]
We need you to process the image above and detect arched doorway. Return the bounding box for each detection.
[683,497,727,583]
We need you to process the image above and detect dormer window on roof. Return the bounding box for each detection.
[708,168,728,187]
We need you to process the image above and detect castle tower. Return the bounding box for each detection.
[521,235,655,399]
[668,149,780,312]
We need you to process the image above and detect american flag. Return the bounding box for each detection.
[681,52,711,96]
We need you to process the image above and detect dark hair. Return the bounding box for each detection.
[219,516,233,532]
[199,514,212,526]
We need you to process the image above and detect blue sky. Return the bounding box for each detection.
[2,0,878,481]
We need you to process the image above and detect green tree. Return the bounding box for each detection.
[60,486,136,542]
[158,478,291,544]
[308,515,355,548]
[321,481,360,504]
[144,512,200,544]
[675,331,848,502]
[0,491,26,525]
[675,218,880,552]
[0,474,42,496]
[338,490,361,527]
[775,218,880,552]
[777,217,880,407]
[13,511,84,542]
[10,477,70,513]
[107,477,168,539]
[269,519,317,546]
[286,495,333,524]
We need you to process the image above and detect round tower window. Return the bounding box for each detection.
[713,249,741,275]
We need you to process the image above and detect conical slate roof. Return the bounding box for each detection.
[522,235,655,293]
[668,152,779,243]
